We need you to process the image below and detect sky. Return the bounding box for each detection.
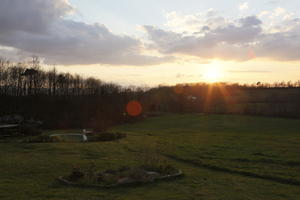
[1,0,300,86]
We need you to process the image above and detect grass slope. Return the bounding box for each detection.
[1,114,300,200]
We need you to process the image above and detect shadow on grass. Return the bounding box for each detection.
[232,158,300,167]
[54,173,184,190]
[163,154,300,186]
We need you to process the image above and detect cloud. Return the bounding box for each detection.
[267,1,279,5]
[273,7,287,17]
[228,70,271,73]
[176,73,202,78]
[165,10,225,34]
[0,0,74,35]
[239,2,249,11]
[0,46,32,61]
[0,0,171,66]
[143,12,300,62]
[1,0,300,65]
[143,16,262,61]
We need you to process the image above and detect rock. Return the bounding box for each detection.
[146,171,160,176]
[145,171,160,182]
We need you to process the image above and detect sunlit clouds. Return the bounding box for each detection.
[239,2,249,11]
[143,12,300,62]
[1,0,300,85]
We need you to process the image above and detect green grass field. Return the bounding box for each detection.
[1,114,300,200]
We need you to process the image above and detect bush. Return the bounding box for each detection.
[68,167,85,182]
[19,125,42,136]
[21,135,53,143]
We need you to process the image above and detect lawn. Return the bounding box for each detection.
[1,114,300,200]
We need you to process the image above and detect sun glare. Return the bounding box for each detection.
[203,66,222,82]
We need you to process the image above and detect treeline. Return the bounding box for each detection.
[1,57,300,130]
[0,57,145,129]
[0,57,126,96]
[142,82,300,118]
[1,57,300,98]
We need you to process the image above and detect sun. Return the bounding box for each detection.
[203,66,222,83]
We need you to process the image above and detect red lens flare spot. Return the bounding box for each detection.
[248,49,256,59]
[126,100,142,116]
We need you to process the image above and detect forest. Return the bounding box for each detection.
[1,57,300,130]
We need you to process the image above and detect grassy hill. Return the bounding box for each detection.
[1,114,300,199]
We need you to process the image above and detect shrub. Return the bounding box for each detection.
[19,125,42,136]
[21,135,53,143]
[68,167,85,182]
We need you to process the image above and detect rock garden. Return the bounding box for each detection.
[58,163,183,188]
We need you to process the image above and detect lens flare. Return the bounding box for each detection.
[126,100,142,116]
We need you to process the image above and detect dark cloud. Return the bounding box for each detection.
[0,0,72,34]
[0,0,171,66]
[256,30,300,61]
[239,16,262,27]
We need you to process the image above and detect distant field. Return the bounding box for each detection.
[1,114,300,200]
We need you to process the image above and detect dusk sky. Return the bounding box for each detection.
[1,0,300,86]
